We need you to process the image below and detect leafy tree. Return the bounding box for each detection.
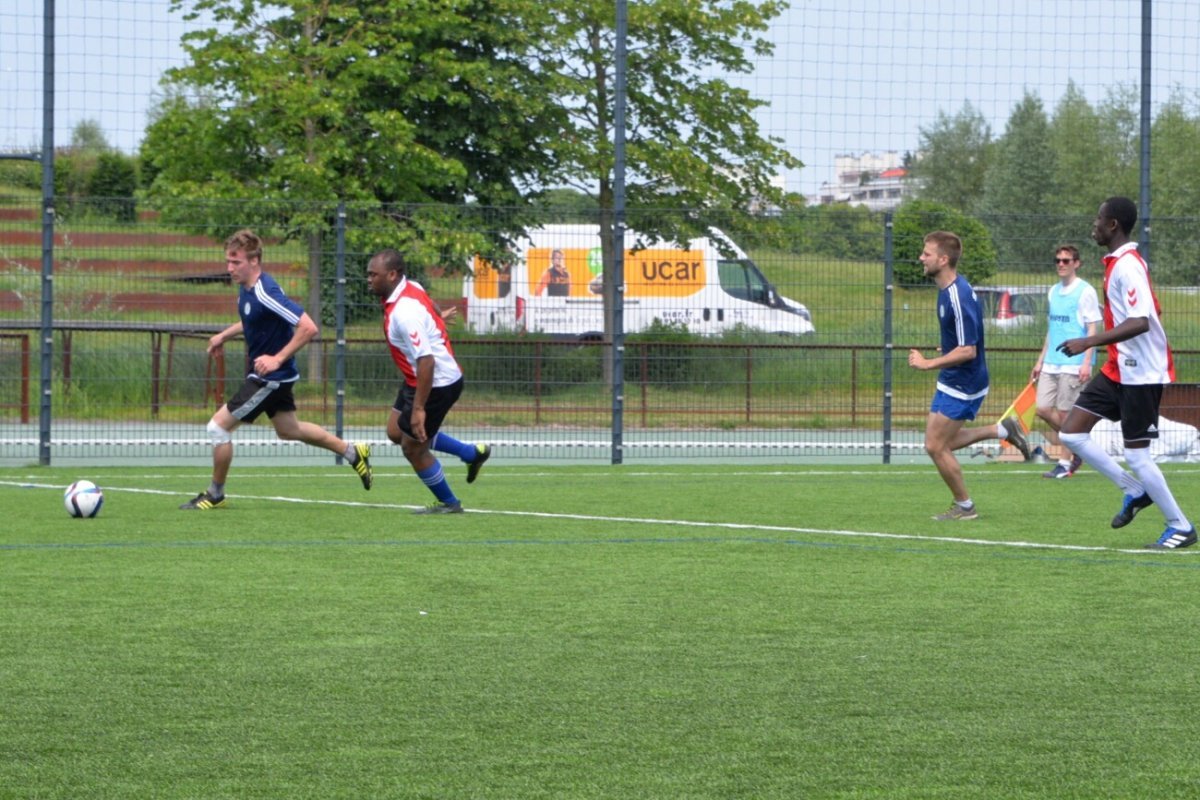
[0,158,39,191]
[1048,82,1108,218]
[1147,95,1200,283]
[86,152,139,222]
[1046,81,1141,253]
[541,188,600,224]
[804,203,883,262]
[69,119,110,154]
[979,91,1061,272]
[1095,84,1141,200]
[911,101,992,214]
[536,0,802,340]
[54,119,119,218]
[144,0,565,330]
[151,0,558,211]
[746,194,812,255]
[891,199,997,287]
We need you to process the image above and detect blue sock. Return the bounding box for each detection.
[431,432,478,463]
[416,461,459,505]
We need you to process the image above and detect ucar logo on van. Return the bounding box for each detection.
[627,249,705,298]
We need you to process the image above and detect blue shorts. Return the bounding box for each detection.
[931,390,984,421]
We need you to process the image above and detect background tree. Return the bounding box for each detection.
[891,199,997,287]
[1148,94,1200,283]
[978,91,1060,273]
[911,101,992,214]
[144,0,564,331]
[1046,81,1141,253]
[1048,81,1107,219]
[69,119,110,154]
[151,0,560,212]
[803,203,882,263]
[86,152,139,223]
[55,119,116,219]
[1094,84,1141,202]
[541,187,600,224]
[534,0,802,343]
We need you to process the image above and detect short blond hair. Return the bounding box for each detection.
[924,231,962,267]
[224,229,263,262]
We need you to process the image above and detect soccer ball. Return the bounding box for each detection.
[64,480,104,518]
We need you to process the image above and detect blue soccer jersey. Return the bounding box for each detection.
[935,274,988,400]
[237,272,305,383]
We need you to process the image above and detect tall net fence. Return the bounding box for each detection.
[3,2,1200,464]
[4,200,1200,463]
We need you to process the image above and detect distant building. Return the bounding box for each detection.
[809,151,916,212]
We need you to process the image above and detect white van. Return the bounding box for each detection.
[462,224,814,338]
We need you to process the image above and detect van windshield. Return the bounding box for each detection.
[718,259,774,305]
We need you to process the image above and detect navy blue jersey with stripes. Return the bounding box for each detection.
[237,272,305,383]
[936,274,988,400]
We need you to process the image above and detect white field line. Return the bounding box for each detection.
[2,479,1187,557]
[11,467,1200,481]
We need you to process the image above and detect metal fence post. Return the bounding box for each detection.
[334,201,347,454]
[1139,0,1152,261]
[610,0,628,465]
[882,211,895,465]
[38,0,56,466]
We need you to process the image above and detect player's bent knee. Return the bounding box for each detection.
[207,418,233,446]
[401,440,428,463]
[273,425,301,442]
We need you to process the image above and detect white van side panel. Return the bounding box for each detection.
[464,225,814,337]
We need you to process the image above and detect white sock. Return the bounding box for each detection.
[1059,432,1142,496]
[1125,447,1192,530]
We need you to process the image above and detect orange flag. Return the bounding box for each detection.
[997,381,1037,433]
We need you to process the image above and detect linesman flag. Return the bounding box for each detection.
[997,381,1037,433]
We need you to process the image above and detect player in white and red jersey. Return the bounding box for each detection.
[367,248,490,514]
[1057,197,1194,549]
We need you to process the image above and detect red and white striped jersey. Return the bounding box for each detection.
[1100,242,1173,386]
[382,277,463,388]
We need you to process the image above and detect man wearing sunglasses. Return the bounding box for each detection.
[1030,245,1101,478]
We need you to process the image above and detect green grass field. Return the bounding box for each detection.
[3,462,1200,798]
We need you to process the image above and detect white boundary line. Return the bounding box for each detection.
[2,479,1188,557]
[12,467,1200,481]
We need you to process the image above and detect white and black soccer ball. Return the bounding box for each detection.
[64,480,104,518]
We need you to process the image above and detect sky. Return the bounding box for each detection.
[3,0,1200,196]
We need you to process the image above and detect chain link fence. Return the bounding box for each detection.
[3,198,1199,464]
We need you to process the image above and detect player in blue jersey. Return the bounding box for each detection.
[180,229,372,510]
[1030,245,1101,478]
[908,231,1030,521]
